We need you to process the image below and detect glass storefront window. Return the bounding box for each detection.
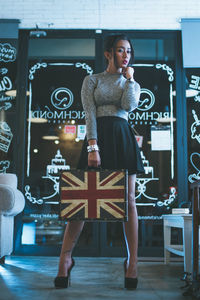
[16,32,182,257]
[105,37,178,256]
[21,38,95,248]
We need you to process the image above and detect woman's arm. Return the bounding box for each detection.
[81,75,98,140]
[87,139,101,167]
[121,67,141,112]
[81,75,101,167]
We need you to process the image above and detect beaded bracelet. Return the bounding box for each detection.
[87,144,99,153]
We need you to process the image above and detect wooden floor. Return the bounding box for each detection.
[0,256,192,300]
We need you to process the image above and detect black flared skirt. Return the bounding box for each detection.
[77,116,145,175]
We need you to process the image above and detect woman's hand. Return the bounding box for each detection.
[88,151,101,168]
[122,67,134,80]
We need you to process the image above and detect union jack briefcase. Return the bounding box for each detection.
[60,169,128,221]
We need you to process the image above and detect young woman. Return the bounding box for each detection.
[54,34,144,290]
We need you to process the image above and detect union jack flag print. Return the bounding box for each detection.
[60,170,128,221]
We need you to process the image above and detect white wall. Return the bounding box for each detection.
[0,0,200,30]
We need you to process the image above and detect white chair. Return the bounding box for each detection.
[0,173,25,263]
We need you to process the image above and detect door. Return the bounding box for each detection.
[16,34,102,256]
[100,32,181,257]
[15,30,184,257]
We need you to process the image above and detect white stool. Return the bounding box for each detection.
[163,214,192,274]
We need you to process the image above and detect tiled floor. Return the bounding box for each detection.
[0,256,192,300]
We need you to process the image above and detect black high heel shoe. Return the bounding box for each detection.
[54,258,75,289]
[124,258,138,290]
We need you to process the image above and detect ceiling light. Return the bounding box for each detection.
[186,89,199,98]
[172,89,199,98]
[27,117,48,123]
[157,117,176,123]
[42,135,58,140]
[5,90,30,97]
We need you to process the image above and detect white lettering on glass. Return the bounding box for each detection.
[189,75,200,90]
[0,43,17,62]
[0,76,12,92]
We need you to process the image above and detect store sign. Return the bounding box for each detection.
[151,126,171,151]
[51,87,74,110]
[64,125,76,134]
[31,107,85,121]
[77,125,86,140]
[129,111,170,122]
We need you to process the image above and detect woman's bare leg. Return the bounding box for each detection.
[123,174,138,278]
[57,221,84,276]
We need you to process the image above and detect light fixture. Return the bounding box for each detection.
[29,25,47,38]
[27,116,48,124]
[42,135,58,141]
[172,89,199,98]
[42,127,58,140]
[5,90,30,97]
[30,30,47,38]
[157,117,176,123]
[186,89,199,98]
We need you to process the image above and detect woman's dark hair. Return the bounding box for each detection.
[104,34,134,67]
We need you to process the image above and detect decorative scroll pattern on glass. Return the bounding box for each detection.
[0,160,10,173]
[131,63,176,215]
[187,71,200,184]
